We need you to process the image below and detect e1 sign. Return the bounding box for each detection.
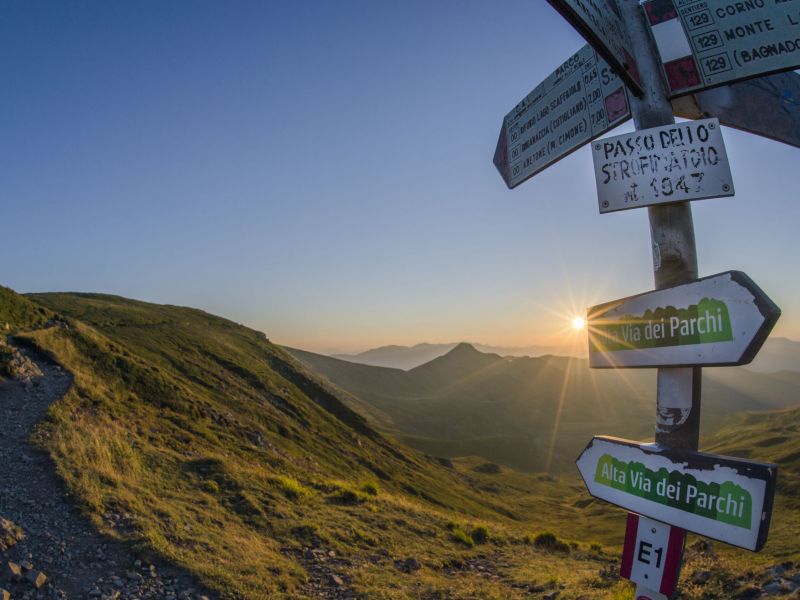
[592,118,734,213]
[621,514,685,596]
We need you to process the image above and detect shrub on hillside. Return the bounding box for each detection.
[471,525,489,545]
[532,531,570,553]
[361,481,379,496]
[270,476,310,501]
[330,487,369,505]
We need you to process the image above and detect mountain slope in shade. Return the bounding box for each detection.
[332,341,579,370]
[747,337,800,374]
[288,343,800,474]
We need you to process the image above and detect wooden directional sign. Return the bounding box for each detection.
[591,118,734,213]
[673,70,800,149]
[644,0,800,97]
[494,45,631,189]
[576,436,778,551]
[547,0,643,94]
[621,514,685,596]
[588,271,780,368]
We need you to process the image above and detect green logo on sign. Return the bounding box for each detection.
[591,297,733,353]
[594,454,752,529]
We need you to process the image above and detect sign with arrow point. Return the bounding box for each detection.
[547,0,642,95]
[576,436,778,551]
[587,271,780,368]
[494,45,631,189]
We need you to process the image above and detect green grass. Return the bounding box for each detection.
[4,289,796,599]
[0,286,52,333]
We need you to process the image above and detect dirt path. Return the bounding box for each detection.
[0,345,217,599]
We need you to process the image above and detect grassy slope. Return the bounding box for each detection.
[20,292,640,599]
[0,285,52,332]
[704,406,800,560]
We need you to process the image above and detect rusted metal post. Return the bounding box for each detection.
[618,0,701,452]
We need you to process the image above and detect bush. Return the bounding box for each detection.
[271,476,309,501]
[200,480,220,494]
[361,481,379,496]
[451,527,474,548]
[330,488,369,505]
[533,531,570,553]
[471,525,489,545]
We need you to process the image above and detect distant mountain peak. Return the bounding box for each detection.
[447,342,480,355]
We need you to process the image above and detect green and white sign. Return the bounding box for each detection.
[588,271,780,368]
[576,436,777,551]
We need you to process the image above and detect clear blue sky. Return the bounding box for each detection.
[3,1,799,353]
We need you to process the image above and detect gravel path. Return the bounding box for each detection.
[0,344,217,600]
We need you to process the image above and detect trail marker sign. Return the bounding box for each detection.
[494,45,631,189]
[621,514,685,596]
[673,70,800,149]
[591,118,734,213]
[644,0,800,97]
[547,0,642,94]
[634,585,668,600]
[587,271,780,368]
[576,436,778,551]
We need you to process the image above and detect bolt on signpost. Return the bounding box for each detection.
[495,0,789,597]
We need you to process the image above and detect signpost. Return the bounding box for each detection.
[494,0,793,594]
[620,514,685,596]
[591,117,734,213]
[587,271,780,368]
[546,0,643,94]
[494,45,631,189]
[673,70,800,149]
[576,436,778,551]
[644,0,800,97]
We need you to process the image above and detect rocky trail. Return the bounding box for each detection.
[0,344,216,600]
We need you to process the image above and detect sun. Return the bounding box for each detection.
[571,316,586,331]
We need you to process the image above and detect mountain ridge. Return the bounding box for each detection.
[288,343,800,473]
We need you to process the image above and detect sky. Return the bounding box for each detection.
[2,1,800,354]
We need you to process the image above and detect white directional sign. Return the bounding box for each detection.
[621,514,685,596]
[587,271,780,369]
[547,0,643,94]
[644,0,800,97]
[673,70,800,149]
[494,45,631,189]
[634,585,668,600]
[576,436,778,551]
[591,118,734,213]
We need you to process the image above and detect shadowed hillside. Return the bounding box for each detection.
[288,344,800,473]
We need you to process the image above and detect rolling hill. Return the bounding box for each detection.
[0,288,640,599]
[288,343,800,473]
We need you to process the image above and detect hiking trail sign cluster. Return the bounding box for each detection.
[494,0,791,596]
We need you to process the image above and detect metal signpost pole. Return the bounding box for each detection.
[618,0,701,453]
